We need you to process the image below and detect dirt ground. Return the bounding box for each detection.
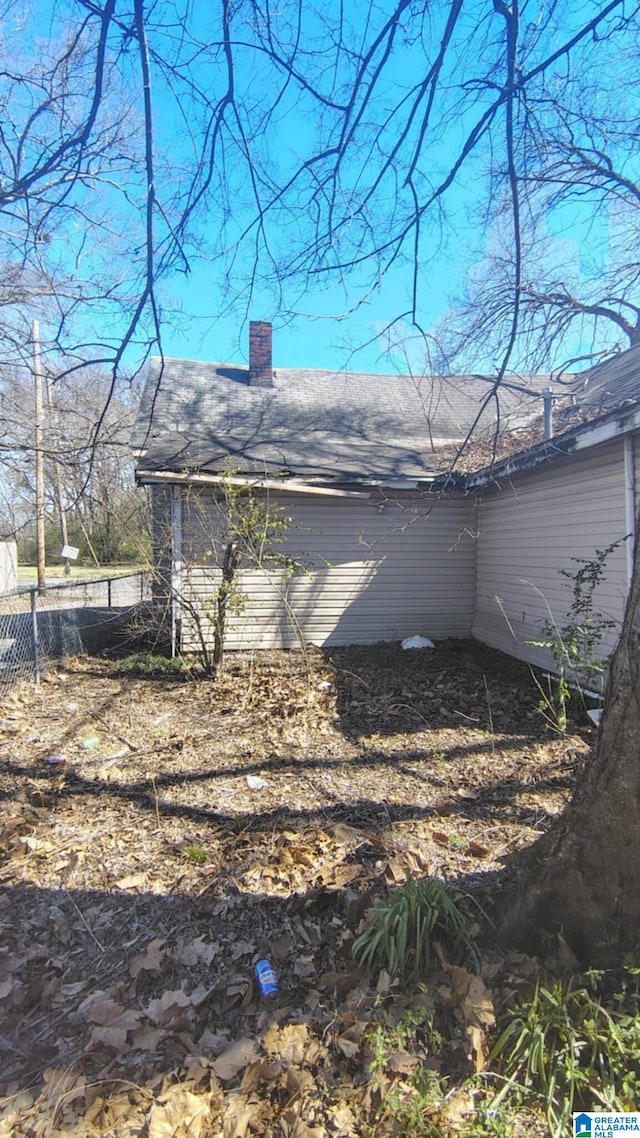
[0,640,591,1137]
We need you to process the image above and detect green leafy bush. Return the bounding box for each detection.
[114,652,192,678]
[530,538,627,732]
[353,874,483,977]
[489,970,640,1136]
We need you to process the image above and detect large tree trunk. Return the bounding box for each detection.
[502,518,640,965]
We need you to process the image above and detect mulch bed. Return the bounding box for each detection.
[0,640,590,1136]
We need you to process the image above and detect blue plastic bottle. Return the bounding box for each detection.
[255,959,278,998]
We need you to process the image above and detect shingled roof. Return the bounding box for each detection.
[133,356,547,486]
[563,343,640,415]
[466,343,640,487]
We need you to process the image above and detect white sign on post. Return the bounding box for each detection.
[60,545,79,560]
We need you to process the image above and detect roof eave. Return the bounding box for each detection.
[465,400,640,490]
[135,467,465,495]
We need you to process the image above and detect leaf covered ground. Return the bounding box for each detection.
[0,640,591,1137]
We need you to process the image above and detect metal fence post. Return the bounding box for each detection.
[30,588,40,686]
[107,577,112,607]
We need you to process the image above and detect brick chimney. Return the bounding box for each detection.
[249,320,273,387]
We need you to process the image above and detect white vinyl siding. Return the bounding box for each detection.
[472,439,629,673]
[628,427,633,514]
[179,490,475,650]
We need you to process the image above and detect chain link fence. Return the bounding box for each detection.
[0,571,152,697]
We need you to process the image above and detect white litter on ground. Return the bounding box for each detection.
[401,636,435,650]
[246,775,268,790]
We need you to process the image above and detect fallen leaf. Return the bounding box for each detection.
[285,1066,317,1096]
[223,979,253,1009]
[336,1035,360,1060]
[173,936,217,967]
[115,872,148,890]
[431,830,451,847]
[146,988,194,1028]
[0,1089,34,1136]
[148,1087,210,1138]
[241,1058,283,1092]
[263,1021,311,1065]
[434,948,495,1029]
[222,1091,263,1138]
[190,983,215,1008]
[293,955,315,980]
[270,931,296,961]
[376,969,392,995]
[327,1103,358,1135]
[0,977,14,1000]
[130,1021,161,1050]
[465,1023,487,1072]
[198,1028,230,1054]
[229,939,255,961]
[212,1038,260,1081]
[451,969,495,1029]
[42,1067,86,1105]
[276,1024,310,1065]
[438,1088,476,1131]
[383,857,408,884]
[386,1050,419,1076]
[82,996,143,1049]
[399,839,435,872]
[129,937,167,977]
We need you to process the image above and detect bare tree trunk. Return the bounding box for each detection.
[213,540,241,670]
[502,511,640,965]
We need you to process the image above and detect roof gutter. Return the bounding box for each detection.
[465,401,640,490]
[136,469,372,500]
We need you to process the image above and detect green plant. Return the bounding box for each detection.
[449,832,469,850]
[371,1079,441,1137]
[365,1004,445,1136]
[428,748,447,763]
[194,468,314,674]
[489,971,640,1136]
[114,652,192,678]
[185,843,207,864]
[353,874,483,977]
[532,669,572,735]
[529,538,627,733]
[228,815,250,834]
[460,1101,521,1138]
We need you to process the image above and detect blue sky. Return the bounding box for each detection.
[147,0,469,374]
[19,0,638,379]
[141,0,635,377]
[156,258,454,373]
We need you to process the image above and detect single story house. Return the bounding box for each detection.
[133,322,639,673]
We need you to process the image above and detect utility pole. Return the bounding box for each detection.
[45,377,71,575]
[32,320,46,590]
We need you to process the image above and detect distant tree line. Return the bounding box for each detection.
[0,365,150,568]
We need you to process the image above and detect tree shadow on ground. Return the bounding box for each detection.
[0,639,588,1130]
[0,860,504,1107]
[0,746,576,831]
[321,638,548,739]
